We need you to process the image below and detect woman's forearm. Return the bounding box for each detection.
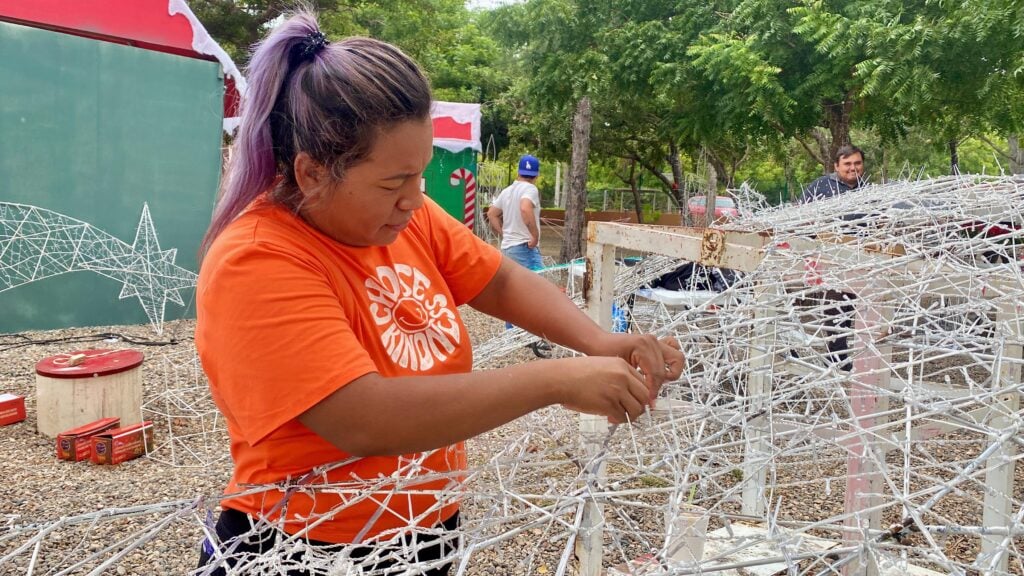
[299,355,649,457]
[469,258,611,355]
[468,258,686,399]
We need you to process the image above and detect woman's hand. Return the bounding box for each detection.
[553,356,653,424]
[589,333,685,403]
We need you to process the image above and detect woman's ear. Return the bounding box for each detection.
[294,152,328,201]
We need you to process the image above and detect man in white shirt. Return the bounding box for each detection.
[487,154,543,271]
[487,154,550,352]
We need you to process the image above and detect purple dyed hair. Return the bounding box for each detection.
[200,11,432,253]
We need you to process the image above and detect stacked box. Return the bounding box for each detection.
[56,417,120,461]
[0,393,26,426]
[90,421,154,465]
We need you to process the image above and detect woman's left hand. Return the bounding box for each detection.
[593,333,684,403]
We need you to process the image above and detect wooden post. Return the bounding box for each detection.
[978,303,1021,575]
[575,233,616,576]
[554,161,561,208]
[705,162,718,229]
[741,282,773,517]
[842,295,890,576]
[561,162,569,209]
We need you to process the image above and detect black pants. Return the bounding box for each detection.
[195,508,459,576]
[820,291,855,372]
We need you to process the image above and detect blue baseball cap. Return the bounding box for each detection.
[518,154,540,177]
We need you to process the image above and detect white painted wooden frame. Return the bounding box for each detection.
[577,220,1021,576]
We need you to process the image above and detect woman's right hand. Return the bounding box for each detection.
[552,356,652,424]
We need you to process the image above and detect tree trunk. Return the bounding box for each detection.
[706,152,730,189]
[1010,135,1023,174]
[626,160,644,224]
[667,141,686,225]
[635,149,682,223]
[949,139,960,175]
[553,162,561,207]
[823,95,854,171]
[784,157,797,203]
[704,160,718,228]
[805,129,830,170]
[560,96,592,263]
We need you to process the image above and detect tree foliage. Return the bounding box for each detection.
[188,0,346,63]
[192,0,1024,258]
[793,0,1024,162]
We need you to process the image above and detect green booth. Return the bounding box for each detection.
[425,102,481,230]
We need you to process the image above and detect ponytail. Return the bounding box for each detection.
[200,11,432,255]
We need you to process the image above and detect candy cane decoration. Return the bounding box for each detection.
[450,168,477,230]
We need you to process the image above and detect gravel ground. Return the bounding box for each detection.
[0,229,551,575]
[0,320,228,575]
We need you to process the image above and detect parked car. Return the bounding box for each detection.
[687,195,739,220]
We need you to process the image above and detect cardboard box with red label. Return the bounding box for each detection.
[90,421,154,465]
[56,417,120,461]
[0,393,26,426]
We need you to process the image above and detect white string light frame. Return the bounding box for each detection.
[141,347,228,468]
[578,174,1024,575]
[3,175,1024,575]
[0,202,197,334]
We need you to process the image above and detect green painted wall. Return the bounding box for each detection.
[0,21,223,332]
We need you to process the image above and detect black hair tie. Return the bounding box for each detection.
[296,31,329,62]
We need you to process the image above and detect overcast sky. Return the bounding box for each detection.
[465,0,520,9]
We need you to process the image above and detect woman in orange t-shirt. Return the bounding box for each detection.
[194,11,683,576]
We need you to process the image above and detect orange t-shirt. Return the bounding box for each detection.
[195,195,502,543]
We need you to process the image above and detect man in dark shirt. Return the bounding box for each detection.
[800,144,866,371]
[801,145,865,203]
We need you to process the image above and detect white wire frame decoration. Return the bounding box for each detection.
[140,348,228,468]
[580,174,1024,576]
[0,202,197,334]
[3,175,1024,576]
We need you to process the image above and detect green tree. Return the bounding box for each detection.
[792,0,1024,174]
[576,1,789,223]
[687,0,869,172]
[188,0,346,63]
[332,0,506,102]
[194,1,508,108]
[596,6,709,218]
[485,0,617,262]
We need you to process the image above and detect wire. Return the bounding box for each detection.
[0,331,191,353]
